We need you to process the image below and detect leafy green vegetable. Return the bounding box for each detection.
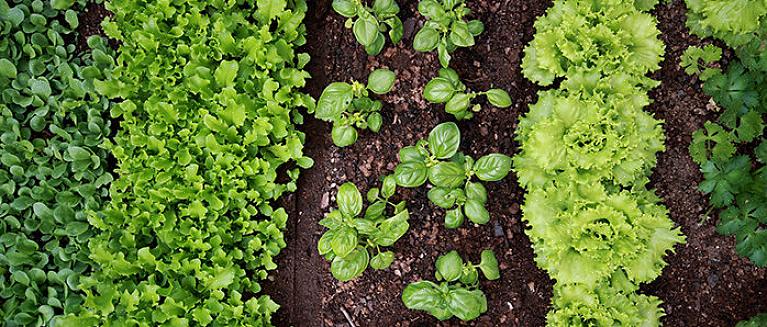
[737,313,767,327]
[0,1,112,325]
[319,180,409,281]
[680,44,722,80]
[413,0,485,67]
[332,0,403,56]
[423,68,512,120]
[315,68,396,147]
[517,0,684,324]
[393,122,512,228]
[54,0,315,325]
[402,249,497,321]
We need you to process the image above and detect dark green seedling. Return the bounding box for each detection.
[393,122,512,228]
[402,249,499,321]
[318,179,410,281]
[413,0,485,67]
[332,0,404,55]
[423,68,512,120]
[315,69,396,147]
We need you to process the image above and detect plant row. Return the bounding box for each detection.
[0,1,114,325]
[683,0,767,267]
[515,0,685,325]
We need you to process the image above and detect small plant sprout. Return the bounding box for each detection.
[332,0,404,55]
[423,68,512,120]
[413,0,485,67]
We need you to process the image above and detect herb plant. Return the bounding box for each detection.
[684,0,767,267]
[413,0,485,67]
[56,0,315,325]
[423,68,511,120]
[737,313,767,327]
[680,44,722,81]
[315,68,396,147]
[0,1,113,325]
[332,0,403,56]
[318,179,410,281]
[393,122,511,228]
[401,249,498,321]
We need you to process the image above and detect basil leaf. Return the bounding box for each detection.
[446,288,487,321]
[337,182,363,216]
[424,77,456,103]
[367,112,383,133]
[317,82,354,121]
[465,181,487,203]
[479,249,500,280]
[449,21,474,47]
[486,88,512,108]
[367,68,396,95]
[332,0,357,17]
[467,20,485,36]
[435,250,463,282]
[373,210,409,246]
[413,26,441,52]
[473,154,512,181]
[464,200,490,225]
[370,250,395,270]
[399,146,426,163]
[445,92,471,115]
[353,15,379,46]
[429,161,466,188]
[445,208,464,229]
[318,229,336,255]
[428,187,456,209]
[395,161,428,187]
[402,280,443,311]
[428,122,461,159]
[332,124,359,147]
[381,175,397,199]
[331,225,358,258]
[331,247,369,281]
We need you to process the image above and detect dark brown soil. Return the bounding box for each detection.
[76,0,767,326]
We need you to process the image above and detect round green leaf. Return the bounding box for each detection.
[445,208,464,229]
[399,146,426,163]
[473,154,512,181]
[467,20,485,36]
[353,16,379,46]
[332,124,358,147]
[417,0,445,19]
[331,247,369,282]
[373,210,409,246]
[459,266,479,285]
[370,251,395,270]
[30,79,52,98]
[332,0,357,17]
[449,21,475,47]
[0,59,17,78]
[479,249,500,280]
[367,68,396,95]
[486,89,512,108]
[428,122,461,159]
[413,26,440,52]
[394,161,428,187]
[331,225,358,258]
[373,0,399,16]
[465,182,487,203]
[402,281,442,311]
[337,182,363,216]
[381,175,397,198]
[445,92,471,115]
[317,82,354,121]
[446,289,487,321]
[428,187,455,209]
[365,32,386,56]
[436,250,463,282]
[318,229,336,256]
[428,161,466,188]
[464,200,490,225]
[423,77,456,103]
[367,112,383,133]
[387,17,404,43]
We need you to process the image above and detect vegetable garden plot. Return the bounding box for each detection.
[1,0,766,326]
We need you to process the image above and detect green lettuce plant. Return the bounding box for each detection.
[413,0,484,67]
[332,0,403,56]
[401,249,498,321]
[393,122,511,228]
[318,179,409,281]
[315,68,396,147]
[423,68,511,120]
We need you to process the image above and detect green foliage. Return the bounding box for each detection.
[680,44,722,80]
[393,122,512,228]
[318,180,409,281]
[685,0,767,267]
[413,0,485,67]
[423,68,511,120]
[332,0,403,56]
[314,68,396,147]
[54,0,314,325]
[737,313,767,327]
[0,0,112,325]
[401,249,498,321]
[517,0,683,324]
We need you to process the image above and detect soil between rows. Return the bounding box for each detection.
[72,0,767,326]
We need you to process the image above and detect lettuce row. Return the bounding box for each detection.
[684,1,767,267]
[0,0,114,325]
[56,0,314,325]
[516,0,684,325]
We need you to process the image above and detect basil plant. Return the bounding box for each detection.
[413,0,485,67]
[315,69,396,147]
[402,249,499,321]
[318,179,410,282]
[393,122,512,228]
[332,0,404,56]
[424,68,512,120]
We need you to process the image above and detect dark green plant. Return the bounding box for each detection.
[413,0,484,67]
[332,0,403,56]
[423,68,511,120]
[315,68,396,147]
[401,249,499,321]
[318,179,409,281]
[737,313,767,327]
[393,122,512,228]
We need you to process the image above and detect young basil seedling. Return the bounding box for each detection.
[318,178,410,281]
[424,68,512,120]
[332,0,404,56]
[393,122,512,228]
[315,68,397,147]
[401,249,499,321]
[413,0,485,67]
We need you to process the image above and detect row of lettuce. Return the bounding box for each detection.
[1,0,314,325]
[515,0,686,325]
